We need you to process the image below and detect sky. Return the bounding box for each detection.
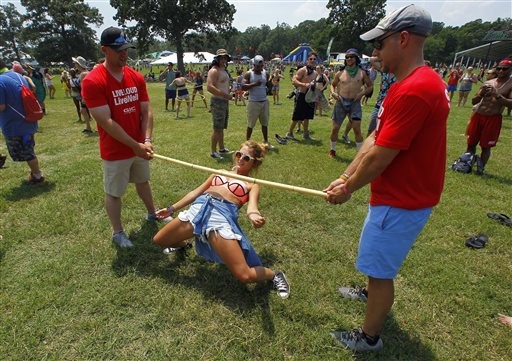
[82,0,510,35]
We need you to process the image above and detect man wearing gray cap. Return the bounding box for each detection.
[324,4,450,352]
[242,55,272,146]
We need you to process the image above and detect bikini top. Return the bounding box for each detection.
[211,174,249,204]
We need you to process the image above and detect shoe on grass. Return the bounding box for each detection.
[272,271,290,299]
[28,173,45,184]
[163,243,192,254]
[330,328,383,352]
[286,132,298,141]
[211,152,223,160]
[329,149,336,159]
[219,148,233,154]
[303,131,314,141]
[112,230,134,248]
[338,286,368,302]
[342,134,351,144]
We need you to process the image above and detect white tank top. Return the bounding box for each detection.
[248,70,267,102]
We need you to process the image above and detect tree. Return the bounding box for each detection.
[20,0,103,64]
[0,3,26,62]
[110,0,236,72]
[327,0,386,55]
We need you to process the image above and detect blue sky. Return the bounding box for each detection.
[10,1,510,35]
[83,0,509,33]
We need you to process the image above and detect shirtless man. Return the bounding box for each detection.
[207,49,233,160]
[329,48,372,157]
[464,59,512,175]
[285,52,319,141]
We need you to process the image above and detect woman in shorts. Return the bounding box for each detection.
[153,141,290,299]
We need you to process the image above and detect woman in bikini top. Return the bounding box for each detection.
[152,141,290,299]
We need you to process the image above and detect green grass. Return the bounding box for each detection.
[1,68,511,360]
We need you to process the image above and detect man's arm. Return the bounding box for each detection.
[88,104,153,159]
[330,72,341,100]
[355,70,373,101]
[241,71,261,91]
[324,132,399,204]
[292,68,308,88]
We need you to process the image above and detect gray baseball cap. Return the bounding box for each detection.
[360,4,432,41]
[253,55,264,65]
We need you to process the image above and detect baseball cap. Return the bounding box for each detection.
[253,55,264,65]
[345,48,360,58]
[360,4,432,42]
[100,26,135,51]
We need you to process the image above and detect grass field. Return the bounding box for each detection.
[1,67,511,360]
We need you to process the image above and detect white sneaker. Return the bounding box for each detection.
[112,230,134,248]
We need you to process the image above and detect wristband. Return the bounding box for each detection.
[166,205,175,214]
[144,137,153,142]
[339,173,350,182]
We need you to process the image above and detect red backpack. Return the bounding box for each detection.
[8,73,44,122]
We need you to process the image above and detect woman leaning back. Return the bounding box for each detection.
[153,140,290,299]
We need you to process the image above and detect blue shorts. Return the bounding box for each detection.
[356,205,432,279]
[447,84,457,92]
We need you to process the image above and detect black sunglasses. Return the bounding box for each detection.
[345,55,356,59]
[496,67,510,71]
[372,31,399,50]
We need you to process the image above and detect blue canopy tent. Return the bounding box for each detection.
[282,43,321,64]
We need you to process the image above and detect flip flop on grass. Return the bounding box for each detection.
[487,213,512,227]
[465,234,488,249]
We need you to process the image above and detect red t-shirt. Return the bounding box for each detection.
[82,65,149,160]
[371,66,450,209]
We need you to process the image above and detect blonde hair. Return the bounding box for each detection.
[238,140,268,171]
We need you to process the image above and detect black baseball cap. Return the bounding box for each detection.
[100,27,135,51]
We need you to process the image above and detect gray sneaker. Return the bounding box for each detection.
[219,148,233,154]
[331,328,383,352]
[211,152,223,160]
[285,132,298,140]
[272,271,290,299]
[112,230,134,248]
[342,134,351,144]
[338,286,368,302]
[303,131,314,141]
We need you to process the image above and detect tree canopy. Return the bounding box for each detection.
[20,0,103,63]
[110,0,236,71]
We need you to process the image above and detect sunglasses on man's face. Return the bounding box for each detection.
[496,67,510,72]
[345,56,356,59]
[235,151,255,162]
[308,57,317,61]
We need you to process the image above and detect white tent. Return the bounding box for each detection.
[151,52,215,65]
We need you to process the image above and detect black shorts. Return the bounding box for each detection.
[5,134,36,161]
[292,92,315,121]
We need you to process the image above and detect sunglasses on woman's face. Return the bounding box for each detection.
[235,151,255,162]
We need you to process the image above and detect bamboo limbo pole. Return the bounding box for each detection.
[153,153,327,198]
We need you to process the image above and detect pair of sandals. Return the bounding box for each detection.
[487,213,512,227]
[465,213,511,249]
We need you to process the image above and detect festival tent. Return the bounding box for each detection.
[282,43,321,64]
[151,52,215,65]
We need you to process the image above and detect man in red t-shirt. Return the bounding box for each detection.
[323,4,450,352]
[82,27,164,248]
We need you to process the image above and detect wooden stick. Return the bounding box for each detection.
[153,153,327,198]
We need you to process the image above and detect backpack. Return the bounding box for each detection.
[451,152,475,173]
[8,73,44,123]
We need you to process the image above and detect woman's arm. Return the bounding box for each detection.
[157,175,215,217]
[246,184,265,228]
